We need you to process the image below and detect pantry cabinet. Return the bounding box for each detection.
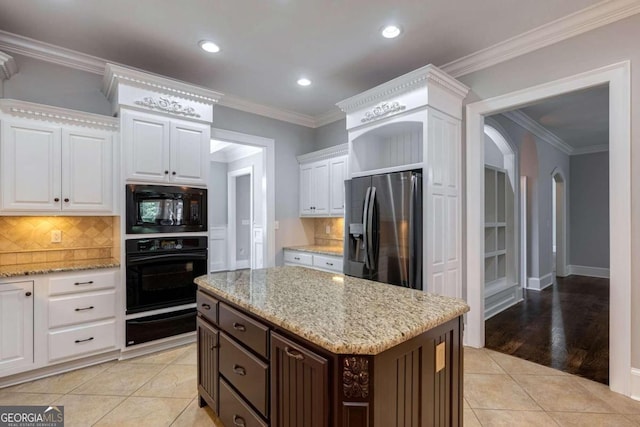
[122,110,210,186]
[0,100,117,214]
[297,144,348,218]
[0,281,34,373]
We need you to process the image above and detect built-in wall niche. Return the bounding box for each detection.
[350,121,423,177]
[484,166,507,287]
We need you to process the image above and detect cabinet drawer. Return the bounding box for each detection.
[197,290,218,325]
[219,303,268,358]
[219,332,269,417]
[49,270,117,296]
[219,378,267,427]
[313,254,344,273]
[283,250,313,266]
[49,290,116,328]
[48,320,116,361]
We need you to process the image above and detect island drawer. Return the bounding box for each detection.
[219,378,268,427]
[197,290,219,325]
[219,332,269,418]
[313,254,343,273]
[283,250,313,266]
[219,303,269,358]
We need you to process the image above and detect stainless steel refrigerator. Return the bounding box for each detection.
[344,171,422,289]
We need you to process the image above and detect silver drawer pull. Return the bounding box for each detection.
[233,415,246,427]
[232,322,246,332]
[232,364,246,376]
[284,346,304,360]
[75,337,94,344]
[74,281,94,286]
[75,306,94,312]
[294,257,300,260]
[326,262,334,266]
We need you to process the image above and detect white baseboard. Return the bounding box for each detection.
[527,273,553,291]
[567,264,610,279]
[631,368,640,401]
[235,259,250,269]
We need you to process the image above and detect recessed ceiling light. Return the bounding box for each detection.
[297,78,311,87]
[381,25,402,39]
[199,40,220,53]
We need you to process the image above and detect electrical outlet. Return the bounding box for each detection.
[51,230,62,243]
[325,225,331,234]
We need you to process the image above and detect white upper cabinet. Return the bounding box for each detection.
[0,100,117,214]
[102,64,221,188]
[0,280,34,373]
[297,145,348,218]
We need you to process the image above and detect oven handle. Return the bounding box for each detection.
[127,252,207,265]
[127,311,195,324]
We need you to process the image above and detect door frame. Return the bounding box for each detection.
[465,61,631,395]
[227,166,253,271]
[211,128,276,268]
[551,167,568,278]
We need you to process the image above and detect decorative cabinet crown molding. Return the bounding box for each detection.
[0,51,17,80]
[297,143,348,164]
[134,96,201,118]
[0,99,118,130]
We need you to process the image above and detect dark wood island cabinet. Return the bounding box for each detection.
[195,267,469,427]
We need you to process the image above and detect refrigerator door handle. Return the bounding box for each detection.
[362,186,372,269]
[409,175,417,288]
[367,186,377,270]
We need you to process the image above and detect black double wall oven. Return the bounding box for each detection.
[125,185,208,347]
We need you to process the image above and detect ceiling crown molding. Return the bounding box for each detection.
[503,110,572,155]
[336,64,469,114]
[297,143,349,164]
[441,0,640,78]
[219,93,316,128]
[0,99,119,130]
[102,63,223,105]
[572,144,609,155]
[0,51,18,80]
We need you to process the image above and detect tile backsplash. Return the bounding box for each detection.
[313,217,344,247]
[0,216,116,266]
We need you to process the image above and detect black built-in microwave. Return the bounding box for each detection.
[126,184,207,234]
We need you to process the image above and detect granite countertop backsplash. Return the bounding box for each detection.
[195,266,469,355]
[0,258,120,278]
[283,245,344,256]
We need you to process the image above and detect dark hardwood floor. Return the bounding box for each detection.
[485,275,609,384]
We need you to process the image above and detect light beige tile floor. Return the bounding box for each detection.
[1,345,640,426]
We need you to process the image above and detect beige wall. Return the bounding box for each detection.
[456,14,640,368]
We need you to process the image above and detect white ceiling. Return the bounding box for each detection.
[0,0,603,119]
[518,85,609,149]
[210,140,262,163]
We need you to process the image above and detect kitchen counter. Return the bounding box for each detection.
[0,258,120,278]
[283,244,343,256]
[195,266,469,354]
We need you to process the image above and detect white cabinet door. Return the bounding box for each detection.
[299,164,313,216]
[312,161,330,215]
[1,121,61,211]
[62,129,113,212]
[123,110,171,183]
[0,281,34,373]
[329,156,347,216]
[170,121,209,185]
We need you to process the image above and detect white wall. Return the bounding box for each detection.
[484,133,505,169]
[228,152,264,227]
[209,161,228,226]
[570,152,609,269]
[235,174,251,262]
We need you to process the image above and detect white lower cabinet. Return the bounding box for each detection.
[48,320,117,362]
[284,250,343,273]
[0,281,34,373]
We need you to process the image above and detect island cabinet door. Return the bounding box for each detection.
[270,332,329,427]
[197,317,219,411]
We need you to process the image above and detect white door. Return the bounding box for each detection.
[329,156,347,216]
[299,164,313,216]
[62,129,113,212]
[123,110,170,183]
[0,281,34,373]
[312,161,330,215]
[170,121,209,186]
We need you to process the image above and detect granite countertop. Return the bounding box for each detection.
[195,266,469,355]
[0,258,121,278]
[283,245,344,256]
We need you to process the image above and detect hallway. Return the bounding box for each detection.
[485,275,609,384]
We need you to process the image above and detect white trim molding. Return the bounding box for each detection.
[526,273,554,291]
[297,143,348,164]
[567,265,610,278]
[209,226,228,272]
[441,0,640,78]
[220,94,316,128]
[0,98,119,130]
[572,144,609,155]
[0,51,17,80]
[631,368,640,401]
[504,110,573,155]
[314,108,345,127]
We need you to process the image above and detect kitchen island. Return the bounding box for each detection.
[195,266,469,427]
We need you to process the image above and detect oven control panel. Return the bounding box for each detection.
[126,236,208,254]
